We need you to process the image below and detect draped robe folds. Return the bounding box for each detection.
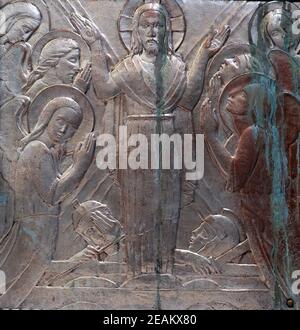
[0,42,30,108]
[108,54,189,274]
[226,126,295,299]
[0,42,32,240]
[0,141,60,308]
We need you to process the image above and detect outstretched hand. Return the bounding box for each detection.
[209,72,223,97]
[175,249,221,276]
[73,133,96,169]
[69,245,108,263]
[73,61,92,93]
[191,255,221,276]
[205,25,230,57]
[70,12,102,46]
[200,98,219,135]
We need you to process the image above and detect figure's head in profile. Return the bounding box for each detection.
[260,9,294,50]
[72,200,123,247]
[216,54,252,86]
[26,38,80,89]
[21,97,83,148]
[218,74,252,136]
[207,44,262,98]
[189,214,241,258]
[219,73,272,135]
[131,3,173,56]
[0,2,41,45]
[224,78,250,116]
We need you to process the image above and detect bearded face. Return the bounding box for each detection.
[137,10,167,56]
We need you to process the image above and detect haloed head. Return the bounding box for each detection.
[46,106,82,144]
[1,2,41,44]
[138,9,167,55]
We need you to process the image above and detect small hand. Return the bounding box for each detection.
[205,25,230,57]
[73,133,96,168]
[209,71,223,97]
[192,255,221,276]
[200,98,219,135]
[73,61,92,93]
[82,245,101,261]
[70,12,101,46]
[70,245,107,263]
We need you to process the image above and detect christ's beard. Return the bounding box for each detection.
[145,44,159,56]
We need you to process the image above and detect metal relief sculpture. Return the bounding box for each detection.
[0,0,299,310]
[0,86,95,307]
[69,1,229,277]
[25,36,90,98]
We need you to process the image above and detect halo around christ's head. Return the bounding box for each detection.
[118,0,186,52]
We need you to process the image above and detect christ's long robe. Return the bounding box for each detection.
[109,53,190,274]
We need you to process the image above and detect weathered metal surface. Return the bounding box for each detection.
[0,0,299,310]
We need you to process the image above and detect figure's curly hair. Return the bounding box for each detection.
[24,38,79,91]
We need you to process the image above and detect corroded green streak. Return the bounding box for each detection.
[153,41,168,310]
[253,6,296,307]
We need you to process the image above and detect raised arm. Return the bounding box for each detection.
[70,13,120,100]
[180,26,230,110]
[90,39,120,99]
